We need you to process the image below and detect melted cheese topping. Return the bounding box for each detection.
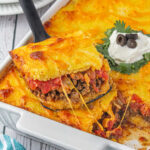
[45,0,150,43]
[11,36,104,81]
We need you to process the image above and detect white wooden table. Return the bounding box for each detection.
[0,3,61,150]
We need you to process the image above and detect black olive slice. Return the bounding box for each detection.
[127,39,137,48]
[126,34,138,40]
[116,34,127,46]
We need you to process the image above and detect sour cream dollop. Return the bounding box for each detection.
[108,30,150,64]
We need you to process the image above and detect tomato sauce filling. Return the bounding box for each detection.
[28,68,109,94]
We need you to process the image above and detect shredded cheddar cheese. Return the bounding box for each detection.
[66,76,104,131]
[60,77,80,125]
[84,73,90,86]
[119,97,131,127]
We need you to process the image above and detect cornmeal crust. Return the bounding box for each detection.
[45,0,150,43]
[10,36,106,81]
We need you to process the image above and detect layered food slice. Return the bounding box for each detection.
[0,67,126,140]
[10,36,111,110]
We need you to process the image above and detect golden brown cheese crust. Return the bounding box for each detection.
[45,0,150,43]
[10,36,105,81]
[0,67,116,135]
[43,0,150,107]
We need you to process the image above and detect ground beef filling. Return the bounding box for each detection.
[31,69,105,103]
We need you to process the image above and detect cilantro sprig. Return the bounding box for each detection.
[96,20,150,74]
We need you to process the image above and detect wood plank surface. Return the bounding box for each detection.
[0,15,16,61]
[0,122,4,134]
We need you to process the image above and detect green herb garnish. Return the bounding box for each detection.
[96,20,150,74]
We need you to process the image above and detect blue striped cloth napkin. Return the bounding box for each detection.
[0,135,25,150]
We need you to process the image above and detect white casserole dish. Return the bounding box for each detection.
[0,0,134,149]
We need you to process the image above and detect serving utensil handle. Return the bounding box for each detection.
[19,0,50,42]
